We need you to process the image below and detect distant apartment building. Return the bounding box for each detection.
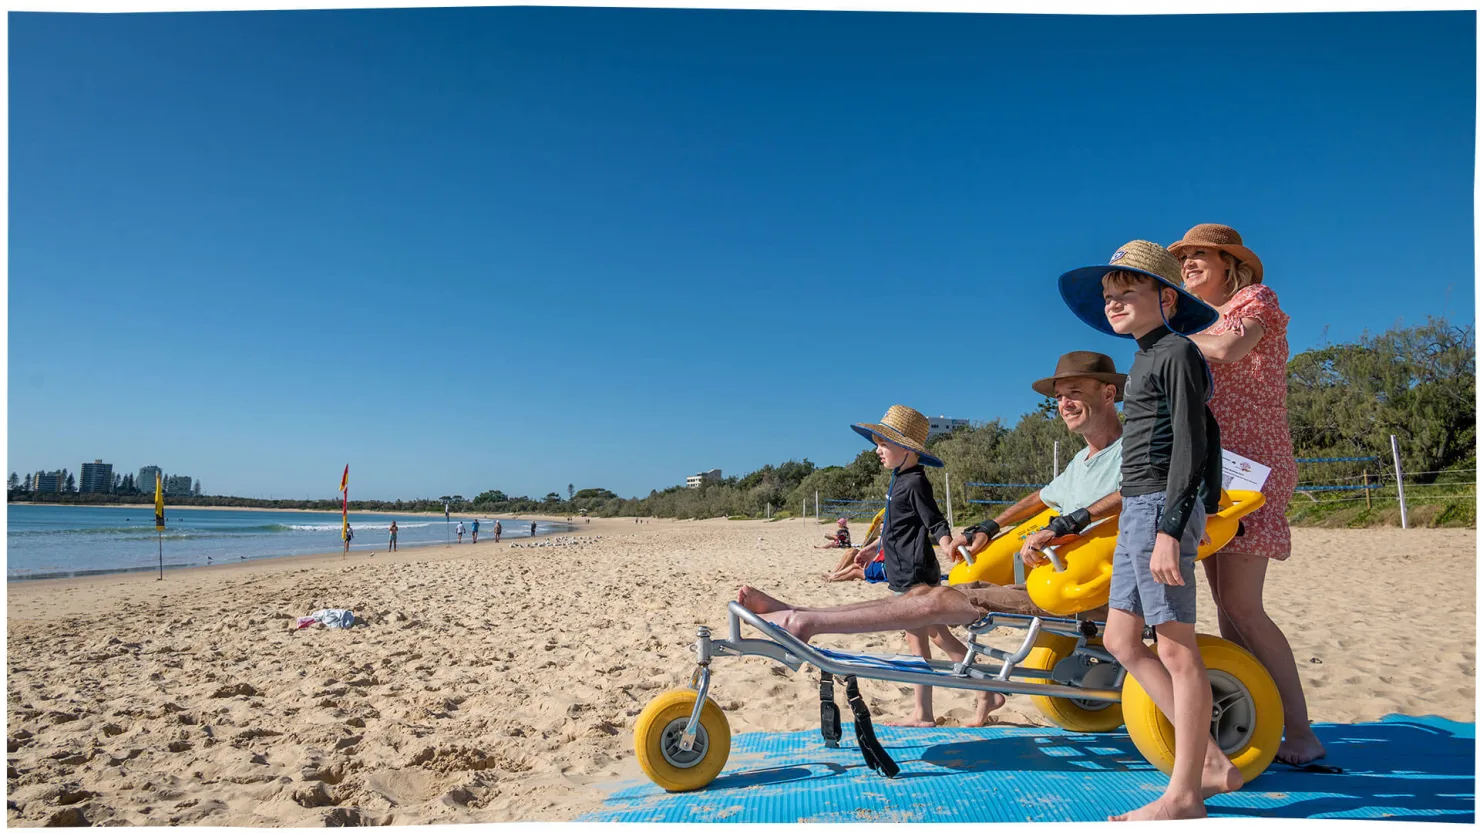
[79,460,114,494]
[165,475,194,497]
[927,416,971,439]
[138,466,162,492]
[32,470,65,493]
[686,469,723,489]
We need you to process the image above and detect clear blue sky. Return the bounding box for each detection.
[9,8,1475,501]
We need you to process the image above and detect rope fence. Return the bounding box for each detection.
[816,438,1465,531]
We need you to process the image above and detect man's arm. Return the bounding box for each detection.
[957,490,1049,553]
[1021,490,1121,567]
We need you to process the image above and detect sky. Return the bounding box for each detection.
[7,7,1476,501]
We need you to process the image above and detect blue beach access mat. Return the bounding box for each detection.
[582,714,1473,823]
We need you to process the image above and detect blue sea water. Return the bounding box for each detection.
[6,505,568,580]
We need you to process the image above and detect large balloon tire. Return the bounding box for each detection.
[1121,634,1284,783]
[1022,633,1125,733]
[633,689,732,792]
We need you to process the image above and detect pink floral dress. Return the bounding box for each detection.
[1206,284,1294,560]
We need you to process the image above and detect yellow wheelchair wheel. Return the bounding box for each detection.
[633,689,732,792]
[1022,632,1125,733]
[1121,634,1284,783]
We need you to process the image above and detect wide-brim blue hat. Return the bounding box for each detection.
[1058,240,1219,339]
[850,405,944,468]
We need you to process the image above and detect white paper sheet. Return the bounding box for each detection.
[1220,448,1272,493]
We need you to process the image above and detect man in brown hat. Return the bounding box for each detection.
[739,352,1133,724]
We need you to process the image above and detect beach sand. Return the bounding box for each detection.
[7,518,1474,825]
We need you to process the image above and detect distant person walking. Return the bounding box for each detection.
[530,521,537,537]
[493,520,502,542]
[343,524,354,555]
[388,521,398,552]
[471,519,480,543]
[456,521,465,544]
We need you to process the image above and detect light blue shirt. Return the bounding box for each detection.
[1037,436,1124,514]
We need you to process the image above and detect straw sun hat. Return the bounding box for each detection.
[1057,240,1219,339]
[1167,223,1264,284]
[1030,351,1128,402]
[851,405,944,468]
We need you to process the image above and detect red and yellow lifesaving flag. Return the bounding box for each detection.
[154,473,165,532]
[339,464,349,542]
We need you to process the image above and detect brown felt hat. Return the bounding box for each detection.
[1031,351,1128,402]
[1168,223,1264,284]
[850,404,943,468]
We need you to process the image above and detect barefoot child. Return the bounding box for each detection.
[849,405,966,728]
[1059,240,1240,820]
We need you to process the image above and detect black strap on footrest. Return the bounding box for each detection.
[818,672,842,748]
[843,675,900,778]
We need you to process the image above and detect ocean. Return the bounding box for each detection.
[6,504,569,580]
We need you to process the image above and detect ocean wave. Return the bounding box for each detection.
[286,522,435,532]
[9,523,296,537]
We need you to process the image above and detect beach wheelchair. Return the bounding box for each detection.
[633,489,1283,792]
[634,604,1284,792]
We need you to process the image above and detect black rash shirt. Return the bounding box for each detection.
[1119,326,1224,540]
[882,464,952,592]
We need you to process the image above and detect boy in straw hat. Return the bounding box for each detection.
[1058,240,1234,821]
[844,404,966,727]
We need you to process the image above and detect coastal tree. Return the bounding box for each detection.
[8,473,17,491]
[473,489,507,505]
[65,472,75,493]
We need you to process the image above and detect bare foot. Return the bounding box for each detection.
[1276,730,1327,766]
[1202,745,1244,798]
[738,585,790,615]
[1109,794,1207,822]
[885,718,939,728]
[757,609,811,641]
[964,692,1006,727]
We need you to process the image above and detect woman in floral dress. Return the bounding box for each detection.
[1171,223,1325,767]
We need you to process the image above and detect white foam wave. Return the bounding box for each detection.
[286,521,436,532]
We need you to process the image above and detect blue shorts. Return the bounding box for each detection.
[864,560,887,583]
[1109,492,1206,627]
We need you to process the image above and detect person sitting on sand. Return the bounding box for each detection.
[815,518,852,549]
[742,351,1135,727]
[823,535,883,582]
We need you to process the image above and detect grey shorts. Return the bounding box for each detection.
[1109,492,1205,627]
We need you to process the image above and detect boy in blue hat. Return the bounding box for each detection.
[1058,240,1237,820]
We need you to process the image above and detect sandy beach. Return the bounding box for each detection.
[6,517,1474,825]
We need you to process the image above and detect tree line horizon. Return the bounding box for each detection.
[11,318,1473,526]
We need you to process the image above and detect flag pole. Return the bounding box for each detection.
[154,472,165,580]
